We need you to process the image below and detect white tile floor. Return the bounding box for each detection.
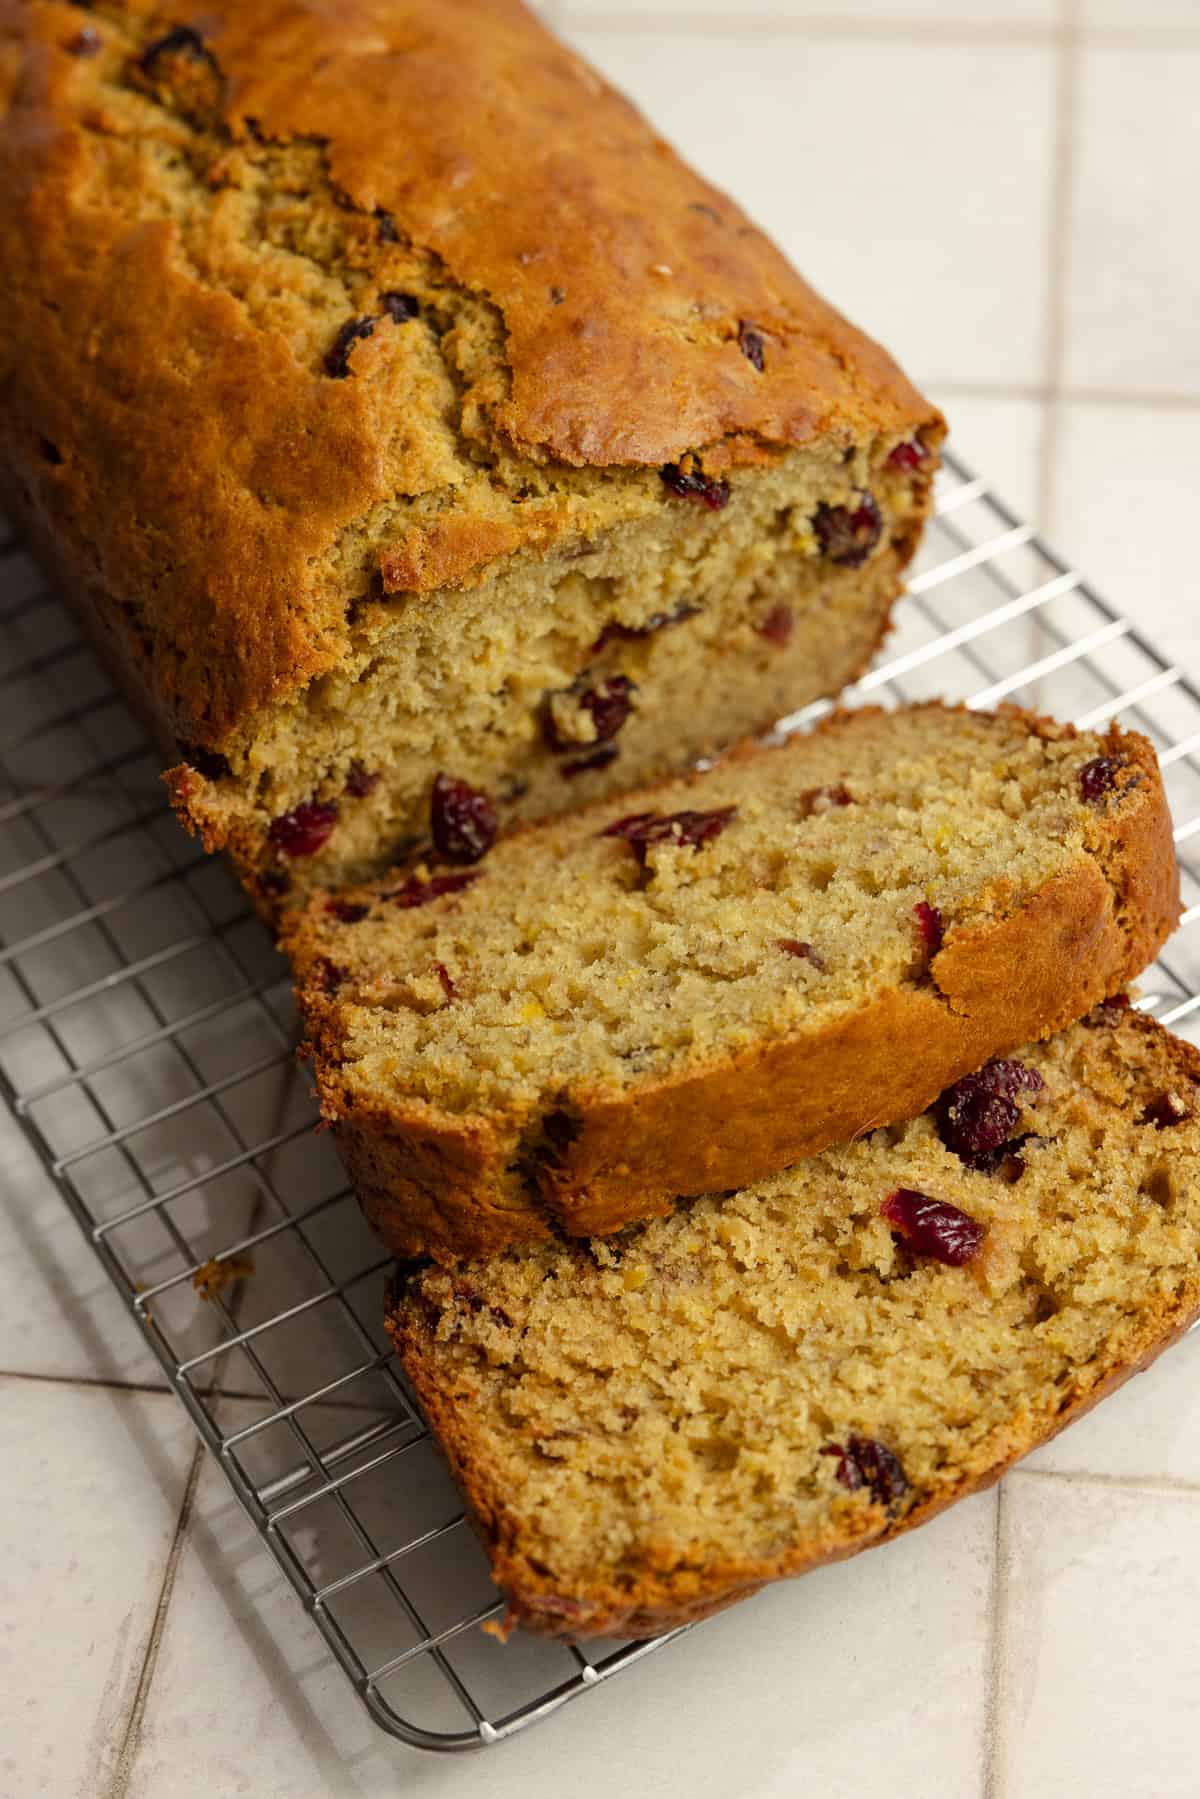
[4,2,1200,1795]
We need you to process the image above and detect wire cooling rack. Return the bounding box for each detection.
[2,452,1200,1753]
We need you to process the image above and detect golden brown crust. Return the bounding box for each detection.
[386,1014,1200,1639]
[294,708,1180,1263]
[0,0,940,754]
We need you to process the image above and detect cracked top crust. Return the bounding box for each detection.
[0,0,937,745]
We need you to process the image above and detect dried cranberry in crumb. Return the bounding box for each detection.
[343,760,379,798]
[778,939,824,969]
[542,1110,580,1165]
[738,322,766,372]
[757,605,793,646]
[268,801,338,858]
[177,741,231,781]
[67,25,103,55]
[562,744,619,779]
[1142,1091,1191,1128]
[934,1059,1044,1170]
[590,604,700,656]
[324,316,376,378]
[430,773,497,864]
[435,962,457,1002]
[380,291,419,323]
[886,440,928,472]
[325,899,369,924]
[798,784,853,817]
[544,676,636,752]
[603,806,738,866]
[660,464,731,511]
[388,870,480,909]
[138,25,209,72]
[315,958,346,996]
[822,1436,909,1507]
[914,901,944,955]
[1079,756,1125,804]
[1083,992,1131,1028]
[814,495,883,566]
[882,1188,985,1266]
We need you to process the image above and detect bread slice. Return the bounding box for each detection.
[387,1001,1200,1639]
[0,3,941,920]
[285,704,1178,1261]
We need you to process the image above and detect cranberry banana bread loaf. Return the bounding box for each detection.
[0,1,942,917]
[285,704,1178,1262]
[387,1001,1200,1639]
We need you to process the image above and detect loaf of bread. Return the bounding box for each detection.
[0,0,942,916]
[387,1001,1200,1639]
[284,704,1178,1262]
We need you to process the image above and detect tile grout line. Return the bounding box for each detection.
[981,1482,1011,1799]
[565,14,1064,45]
[1013,1464,1200,1498]
[0,1367,173,1397]
[101,1436,208,1799]
[556,11,1200,51]
[0,1364,400,1414]
[1035,0,1083,533]
[932,379,1200,412]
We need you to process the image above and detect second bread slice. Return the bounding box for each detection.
[285,704,1178,1260]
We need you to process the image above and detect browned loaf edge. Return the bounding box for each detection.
[0,0,939,783]
[292,708,1180,1264]
[385,1013,1200,1640]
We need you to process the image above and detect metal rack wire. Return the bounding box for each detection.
[2,452,1199,1753]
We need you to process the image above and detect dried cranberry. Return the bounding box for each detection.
[562,744,619,779]
[324,316,376,378]
[177,740,231,781]
[430,773,496,864]
[315,958,346,996]
[660,464,731,510]
[435,962,457,1002]
[1084,991,1131,1026]
[268,800,339,858]
[914,901,944,955]
[343,760,379,798]
[757,605,793,646]
[590,603,700,656]
[1079,756,1125,804]
[778,939,824,969]
[1141,1091,1192,1128]
[798,784,853,817]
[934,1059,1044,1170]
[543,1110,580,1163]
[67,25,102,56]
[603,805,738,867]
[738,322,766,372]
[881,1188,985,1266]
[380,291,419,323]
[814,495,883,566]
[822,1436,909,1508]
[388,870,480,909]
[325,899,369,924]
[886,440,928,472]
[544,676,636,752]
[138,24,210,72]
